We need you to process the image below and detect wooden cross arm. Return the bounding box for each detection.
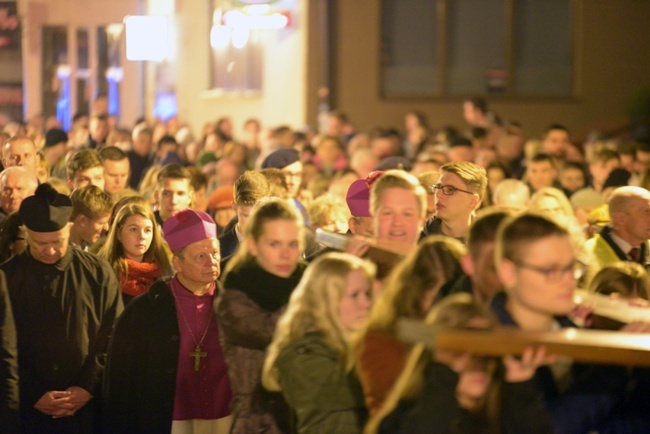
[315,229,412,265]
[396,318,650,367]
[574,290,650,324]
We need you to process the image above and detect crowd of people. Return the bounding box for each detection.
[1,94,650,434]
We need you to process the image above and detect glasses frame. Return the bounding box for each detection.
[431,183,477,197]
[513,260,585,283]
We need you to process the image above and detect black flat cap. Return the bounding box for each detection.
[19,183,72,232]
[261,148,300,169]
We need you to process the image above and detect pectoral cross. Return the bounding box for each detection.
[189,346,207,372]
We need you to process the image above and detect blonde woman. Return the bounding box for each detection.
[528,187,574,217]
[368,294,552,434]
[217,198,307,434]
[527,188,596,282]
[98,203,173,304]
[354,236,466,415]
[263,253,375,433]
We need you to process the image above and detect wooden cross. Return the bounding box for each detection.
[189,346,207,372]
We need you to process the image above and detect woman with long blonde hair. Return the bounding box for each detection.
[354,236,466,415]
[367,294,552,434]
[217,198,307,434]
[262,253,375,433]
[98,203,173,304]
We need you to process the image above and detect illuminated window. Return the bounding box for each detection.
[381,0,576,98]
[210,25,263,92]
[209,0,295,93]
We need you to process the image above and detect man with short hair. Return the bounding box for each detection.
[43,128,69,179]
[588,149,621,194]
[526,153,559,193]
[188,168,209,213]
[104,209,232,433]
[586,186,650,269]
[424,161,487,241]
[261,148,308,222]
[493,213,628,433]
[559,161,587,197]
[633,141,650,180]
[2,183,121,433]
[219,171,271,259]
[369,129,402,160]
[462,97,492,128]
[154,164,194,226]
[0,166,38,221]
[540,123,571,160]
[67,149,105,192]
[127,124,154,189]
[2,136,39,174]
[350,148,379,179]
[370,170,427,246]
[99,146,130,196]
[83,114,109,149]
[155,135,180,164]
[447,137,474,162]
[69,185,113,250]
[496,131,525,178]
[451,209,510,303]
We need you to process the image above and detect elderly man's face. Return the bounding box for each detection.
[27,225,70,265]
[618,196,650,245]
[173,238,221,287]
[1,170,37,214]
[3,139,38,173]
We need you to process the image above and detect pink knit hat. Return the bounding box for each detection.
[163,209,217,253]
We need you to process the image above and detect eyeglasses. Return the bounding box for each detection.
[431,184,477,197]
[513,260,585,283]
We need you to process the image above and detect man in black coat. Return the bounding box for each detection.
[0,269,18,433]
[2,183,122,433]
[103,209,232,433]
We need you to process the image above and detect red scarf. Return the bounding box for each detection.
[120,258,163,297]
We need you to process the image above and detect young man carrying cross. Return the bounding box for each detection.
[104,209,232,433]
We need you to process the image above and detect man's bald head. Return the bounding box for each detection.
[608,186,650,215]
[2,136,38,173]
[608,186,650,246]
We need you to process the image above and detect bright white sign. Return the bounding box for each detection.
[124,15,168,61]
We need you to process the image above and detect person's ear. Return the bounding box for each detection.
[469,195,480,210]
[76,214,89,228]
[461,252,475,277]
[497,259,517,290]
[247,240,258,257]
[171,255,182,273]
[347,217,357,235]
[610,211,625,230]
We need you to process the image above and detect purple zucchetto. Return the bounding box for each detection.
[163,209,217,253]
[346,171,384,217]
[346,179,371,217]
